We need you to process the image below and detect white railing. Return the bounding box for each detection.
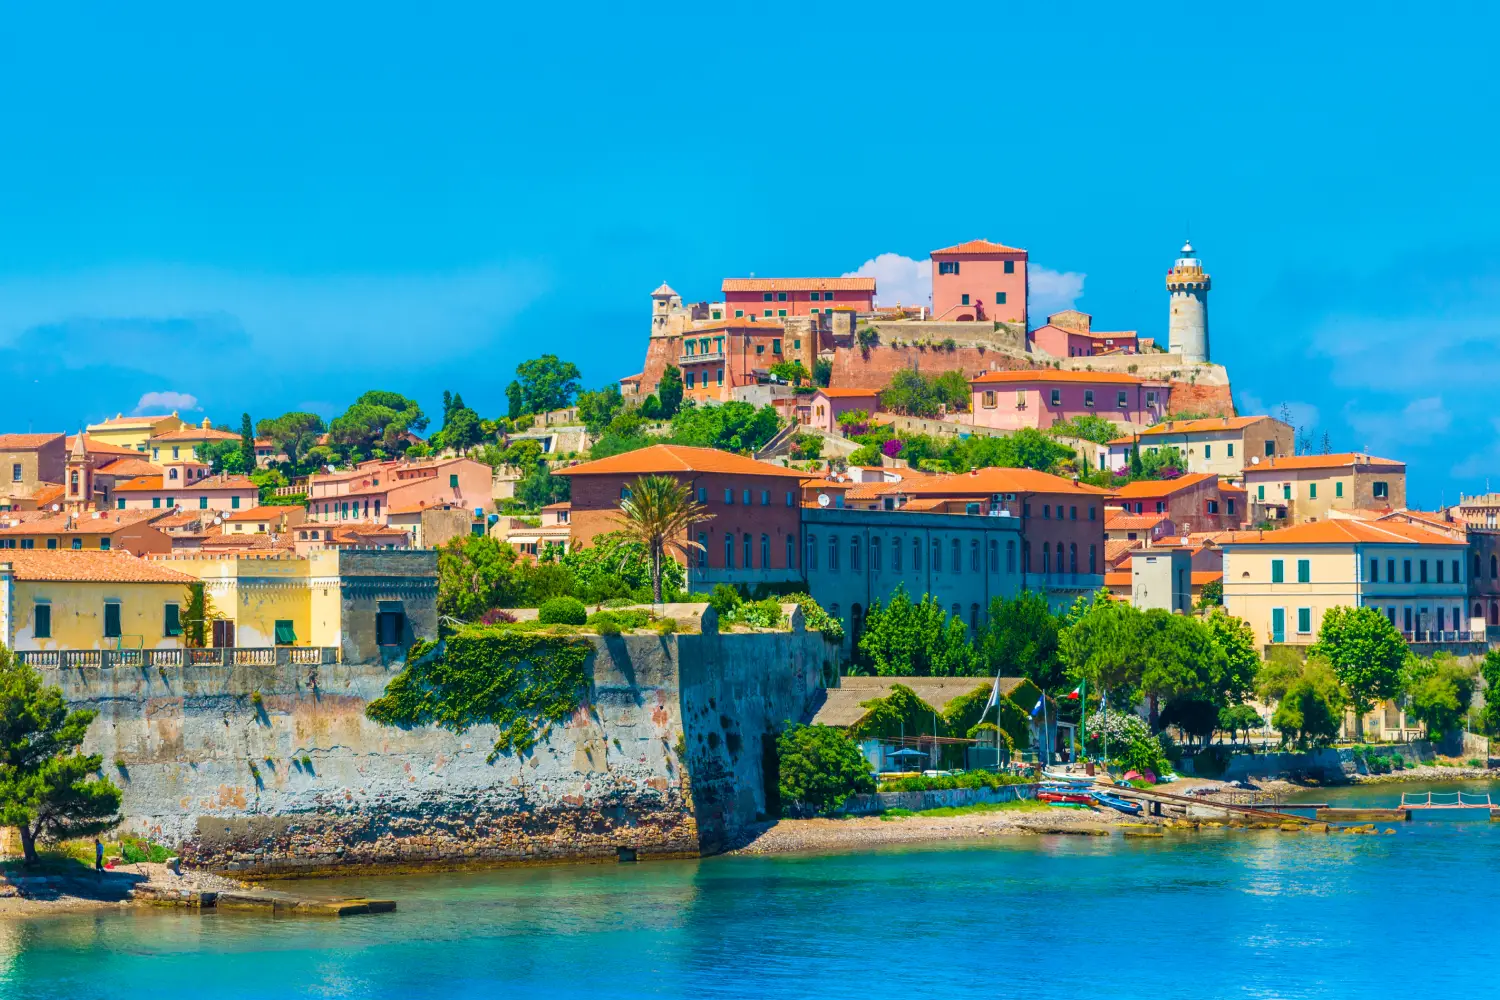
[18,647,340,669]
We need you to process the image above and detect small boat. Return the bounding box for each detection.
[1037,790,1094,805]
[1090,790,1143,816]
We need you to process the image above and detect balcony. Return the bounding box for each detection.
[679,351,725,365]
[16,647,341,669]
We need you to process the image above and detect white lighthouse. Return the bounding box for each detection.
[1166,240,1211,363]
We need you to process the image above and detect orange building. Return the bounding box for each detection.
[677,320,792,402]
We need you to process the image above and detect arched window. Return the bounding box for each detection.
[761,533,770,569]
[850,535,861,572]
[744,532,753,569]
[951,603,961,623]
[1006,539,1016,573]
[913,537,922,571]
[1491,554,1497,579]
[850,604,863,644]
[1475,603,1484,619]
[828,535,839,571]
[169,468,179,481]
[806,534,817,571]
[697,532,708,568]
[870,536,882,573]
[988,539,998,573]
[724,532,735,569]
[1492,602,1499,626]
[892,537,902,572]
[1475,555,1483,578]
[971,539,980,572]
[951,539,961,574]
[1042,542,1051,575]
[931,539,942,572]
[1089,544,1097,574]
[786,533,795,569]
[1070,543,1078,574]
[969,603,980,635]
[1021,540,1031,574]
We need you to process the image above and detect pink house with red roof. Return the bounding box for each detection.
[969,370,1170,432]
[307,456,491,526]
[721,277,875,320]
[807,387,880,433]
[1028,310,1140,358]
[930,239,1028,325]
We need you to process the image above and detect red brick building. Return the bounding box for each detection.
[554,444,806,590]
[1109,472,1239,534]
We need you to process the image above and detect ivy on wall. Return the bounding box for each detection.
[366,626,593,761]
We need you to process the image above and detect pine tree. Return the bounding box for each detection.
[238,413,256,473]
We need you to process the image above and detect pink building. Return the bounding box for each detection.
[969,370,1169,432]
[721,277,875,320]
[930,239,1028,325]
[806,388,880,433]
[112,461,259,513]
[307,457,492,525]
[1028,310,1139,358]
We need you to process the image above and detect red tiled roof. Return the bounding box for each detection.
[148,428,242,443]
[816,387,880,399]
[931,239,1027,256]
[555,444,807,479]
[114,474,257,493]
[1104,510,1167,530]
[0,433,64,450]
[222,505,281,521]
[87,414,177,428]
[1110,472,1217,499]
[0,509,161,536]
[1244,453,1405,473]
[0,550,193,583]
[898,467,1112,497]
[1105,540,1141,567]
[721,277,876,293]
[1219,520,1464,547]
[65,435,139,458]
[1133,416,1271,437]
[27,484,64,507]
[95,458,162,478]
[971,369,1146,386]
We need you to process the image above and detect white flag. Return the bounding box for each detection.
[984,673,1000,712]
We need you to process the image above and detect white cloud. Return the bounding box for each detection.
[843,254,1085,317]
[134,391,200,414]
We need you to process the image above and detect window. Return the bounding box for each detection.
[1049,389,1061,407]
[777,310,786,318]
[961,294,970,306]
[117,498,125,510]
[1335,481,1344,498]
[743,533,753,569]
[764,309,772,318]
[772,339,781,354]
[1089,506,1096,521]
[1420,560,1429,583]
[988,539,998,572]
[711,310,721,320]
[1453,559,1461,583]
[1084,390,1095,408]
[786,491,794,507]
[970,603,980,635]
[828,535,838,571]
[71,537,82,549]
[786,534,795,568]
[1206,499,1219,514]
[1257,485,1265,501]
[995,292,1007,305]
[1003,260,1015,274]
[164,603,182,637]
[1271,559,1284,583]
[33,604,50,639]
[850,536,861,572]
[46,538,56,549]
[761,534,771,569]
[724,488,734,504]
[1370,558,1379,582]
[1006,539,1016,572]
[1117,390,1128,409]
[982,391,997,409]
[698,532,708,568]
[1437,561,1445,583]
[1297,559,1310,583]
[742,489,752,505]
[231,496,241,510]
[1227,443,1234,458]
[734,309,744,318]
[697,487,707,503]
[939,261,959,275]
[913,537,922,571]
[169,468,178,481]
[725,533,735,569]
[760,490,769,506]
[777,292,787,302]
[1043,504,1051,519]
[686,372,696,389]
[806,534,817,571]
[892,539,902,572]
[19,539,31,549]
[1228,498,1237,516]
[1309,483,1317,500]
[763,292,772,302]
[9,463,18,483]
[932,539,942,572]
[1271,608,1286,643]
[1403,559,1412,583]
[1373,481,1389,499]
[1089,544,1097,574]
[621,486,633,501]
[951,538,961,574]
[1042,543,1051,574]
[199,496,208,510]
[103,602,122,639]
[153,497,162,509]
[717,369,724,386]
[870,536,882,572]
[1297,608,1312,634]
[99,538,110,551]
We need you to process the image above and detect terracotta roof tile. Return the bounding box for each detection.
[95,458,162,478]
[65,435,139,457]
[148,428,242,443]
[899,467,1112,497]
[1105,539,1141,567]
[1131,416,1271,437]
[0,550,194,583]
[1220,520,1463,547]
[0,509,161,536]
[971,368,1150,386]
[0,433,64,450]
[555,444,807,479]
[931,239,1027,256]
[1244,453,1405,473]
[1110,472,1217,499]
[87,414,177,428]
[721,277,876,293]
[114,474,256,493]
[1104,510,1167,530]
[27,484,64,507]
[816,387,881,399]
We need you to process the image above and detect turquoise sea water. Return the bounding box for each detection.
[6,780,1500,1000]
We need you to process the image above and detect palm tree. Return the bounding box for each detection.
[618,474,713,603]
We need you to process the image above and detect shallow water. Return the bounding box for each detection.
[6,781,1499,999]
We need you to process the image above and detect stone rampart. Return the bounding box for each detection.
[48,625,827,874]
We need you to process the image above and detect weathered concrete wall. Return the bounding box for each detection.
[47,625,826,874]
[840,783,1038,816]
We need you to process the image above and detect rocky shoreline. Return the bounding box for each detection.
[0,861,247,917]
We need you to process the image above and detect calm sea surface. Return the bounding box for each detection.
[6,780,1499,1000]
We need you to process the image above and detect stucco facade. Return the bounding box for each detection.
[969,370,1169,433]
[721,277,875,320]
[0,433,65,507]
[308,458,492,525]
[1109,473,1240,534]
[930,239,1028,325]
[1243,454,1406,525]
[1105,416,1294,478]
[0,551,196,652]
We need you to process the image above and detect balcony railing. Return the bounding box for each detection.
[679,351,725,365]
[16,647,341,669]
[1404,631,1481,644]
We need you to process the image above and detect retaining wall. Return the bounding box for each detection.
[839,783,1038,816]
[47,626,826,874]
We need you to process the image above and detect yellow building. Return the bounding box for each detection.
[148,418,242,463]
[0,551,195,652]
[1243,453,1406,525]
[148,548,437,664]
[84,412,187,453]
[1221,519,1470,647]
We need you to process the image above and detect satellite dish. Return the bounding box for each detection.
[1250,456,1261,465]
[817,493,831,508]
[51,504,60,512]
[214,516,224,526]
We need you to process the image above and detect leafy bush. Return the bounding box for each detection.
[777,724,876,815]
[481,609,518,625]
[119,836,171,864]
[586,608,653,634]
[538,596,587,625]
[707,583,742,617]
[589,612,622,635]
[879,771,1031,792]
[726,598,784,630]
[781,592,844,644]
[1469,758,1484,768]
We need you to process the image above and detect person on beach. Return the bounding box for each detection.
[95,838,104,874]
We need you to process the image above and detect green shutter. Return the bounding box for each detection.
[1271,559,1284,583]
[164,603,182,637]
[1271,608,1285,643]
[1297,559,1310,583]
[1298,608,1312,634]
[274,620,296,645]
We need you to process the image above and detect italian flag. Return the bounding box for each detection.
[1065,681,1084,701]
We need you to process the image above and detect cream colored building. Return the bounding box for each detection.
[1221,519,1469,646]
[1104,415,1293,478]
[0,551,195,651]
[84,413,187,453]
[1243,453,1405,525]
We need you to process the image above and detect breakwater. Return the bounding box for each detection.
[47,611,826,874]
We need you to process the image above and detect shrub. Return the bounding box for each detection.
[1469,757,1484,768]
[481,609,518,625]
[587,608,652,633]
[707,583,742,617]
[777,724,876,815]
[589,612,622,635]
[538,596,587,625]
[728,598,784,630]
[879,771,1031,792]
[653,617,679,635]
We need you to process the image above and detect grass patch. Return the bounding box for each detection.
[878,799,1051,820]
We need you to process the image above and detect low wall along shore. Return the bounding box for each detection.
[48,617,827,875]
[840,783,1038,816]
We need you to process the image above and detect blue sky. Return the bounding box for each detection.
[1,3,1497,505]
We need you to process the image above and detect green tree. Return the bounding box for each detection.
[437,535,525,620]
[879,368,939,417]
[199,437,245,475]
[1062,598,1148,698]
[0,652,123,863]
[514,461,569,511]
[980,592,1063,690]
[857,588,977,676]
[515,355,582,414]
[1048,414,1122,445]
[1204,607,1259,706]
[327,390,428,461]
[657,365,684,418]
[434,392,484,454]
[1316,605,1406,737]
[1217,703,1265,743]
[1129,443,1143,478]
[1196,578,1224,608]
[256,412,326,469]
[560,530,685,603]
[776,724,875,815]
[768,359,810,386]
[1480,648,1500,734]
[813,358,832,387]
[1255,646,1307,704]
[618,474,712,603]
[1271,659,1344,747]
[506,380,524,420]
[669,401,781,453]
[1404,653,1476,741]
[932,370,971,412]
[576,384,625,437]
[847,443,882,466]
[238,413,256,472]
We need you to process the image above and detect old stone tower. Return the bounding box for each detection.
[1166,240,1211,363]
